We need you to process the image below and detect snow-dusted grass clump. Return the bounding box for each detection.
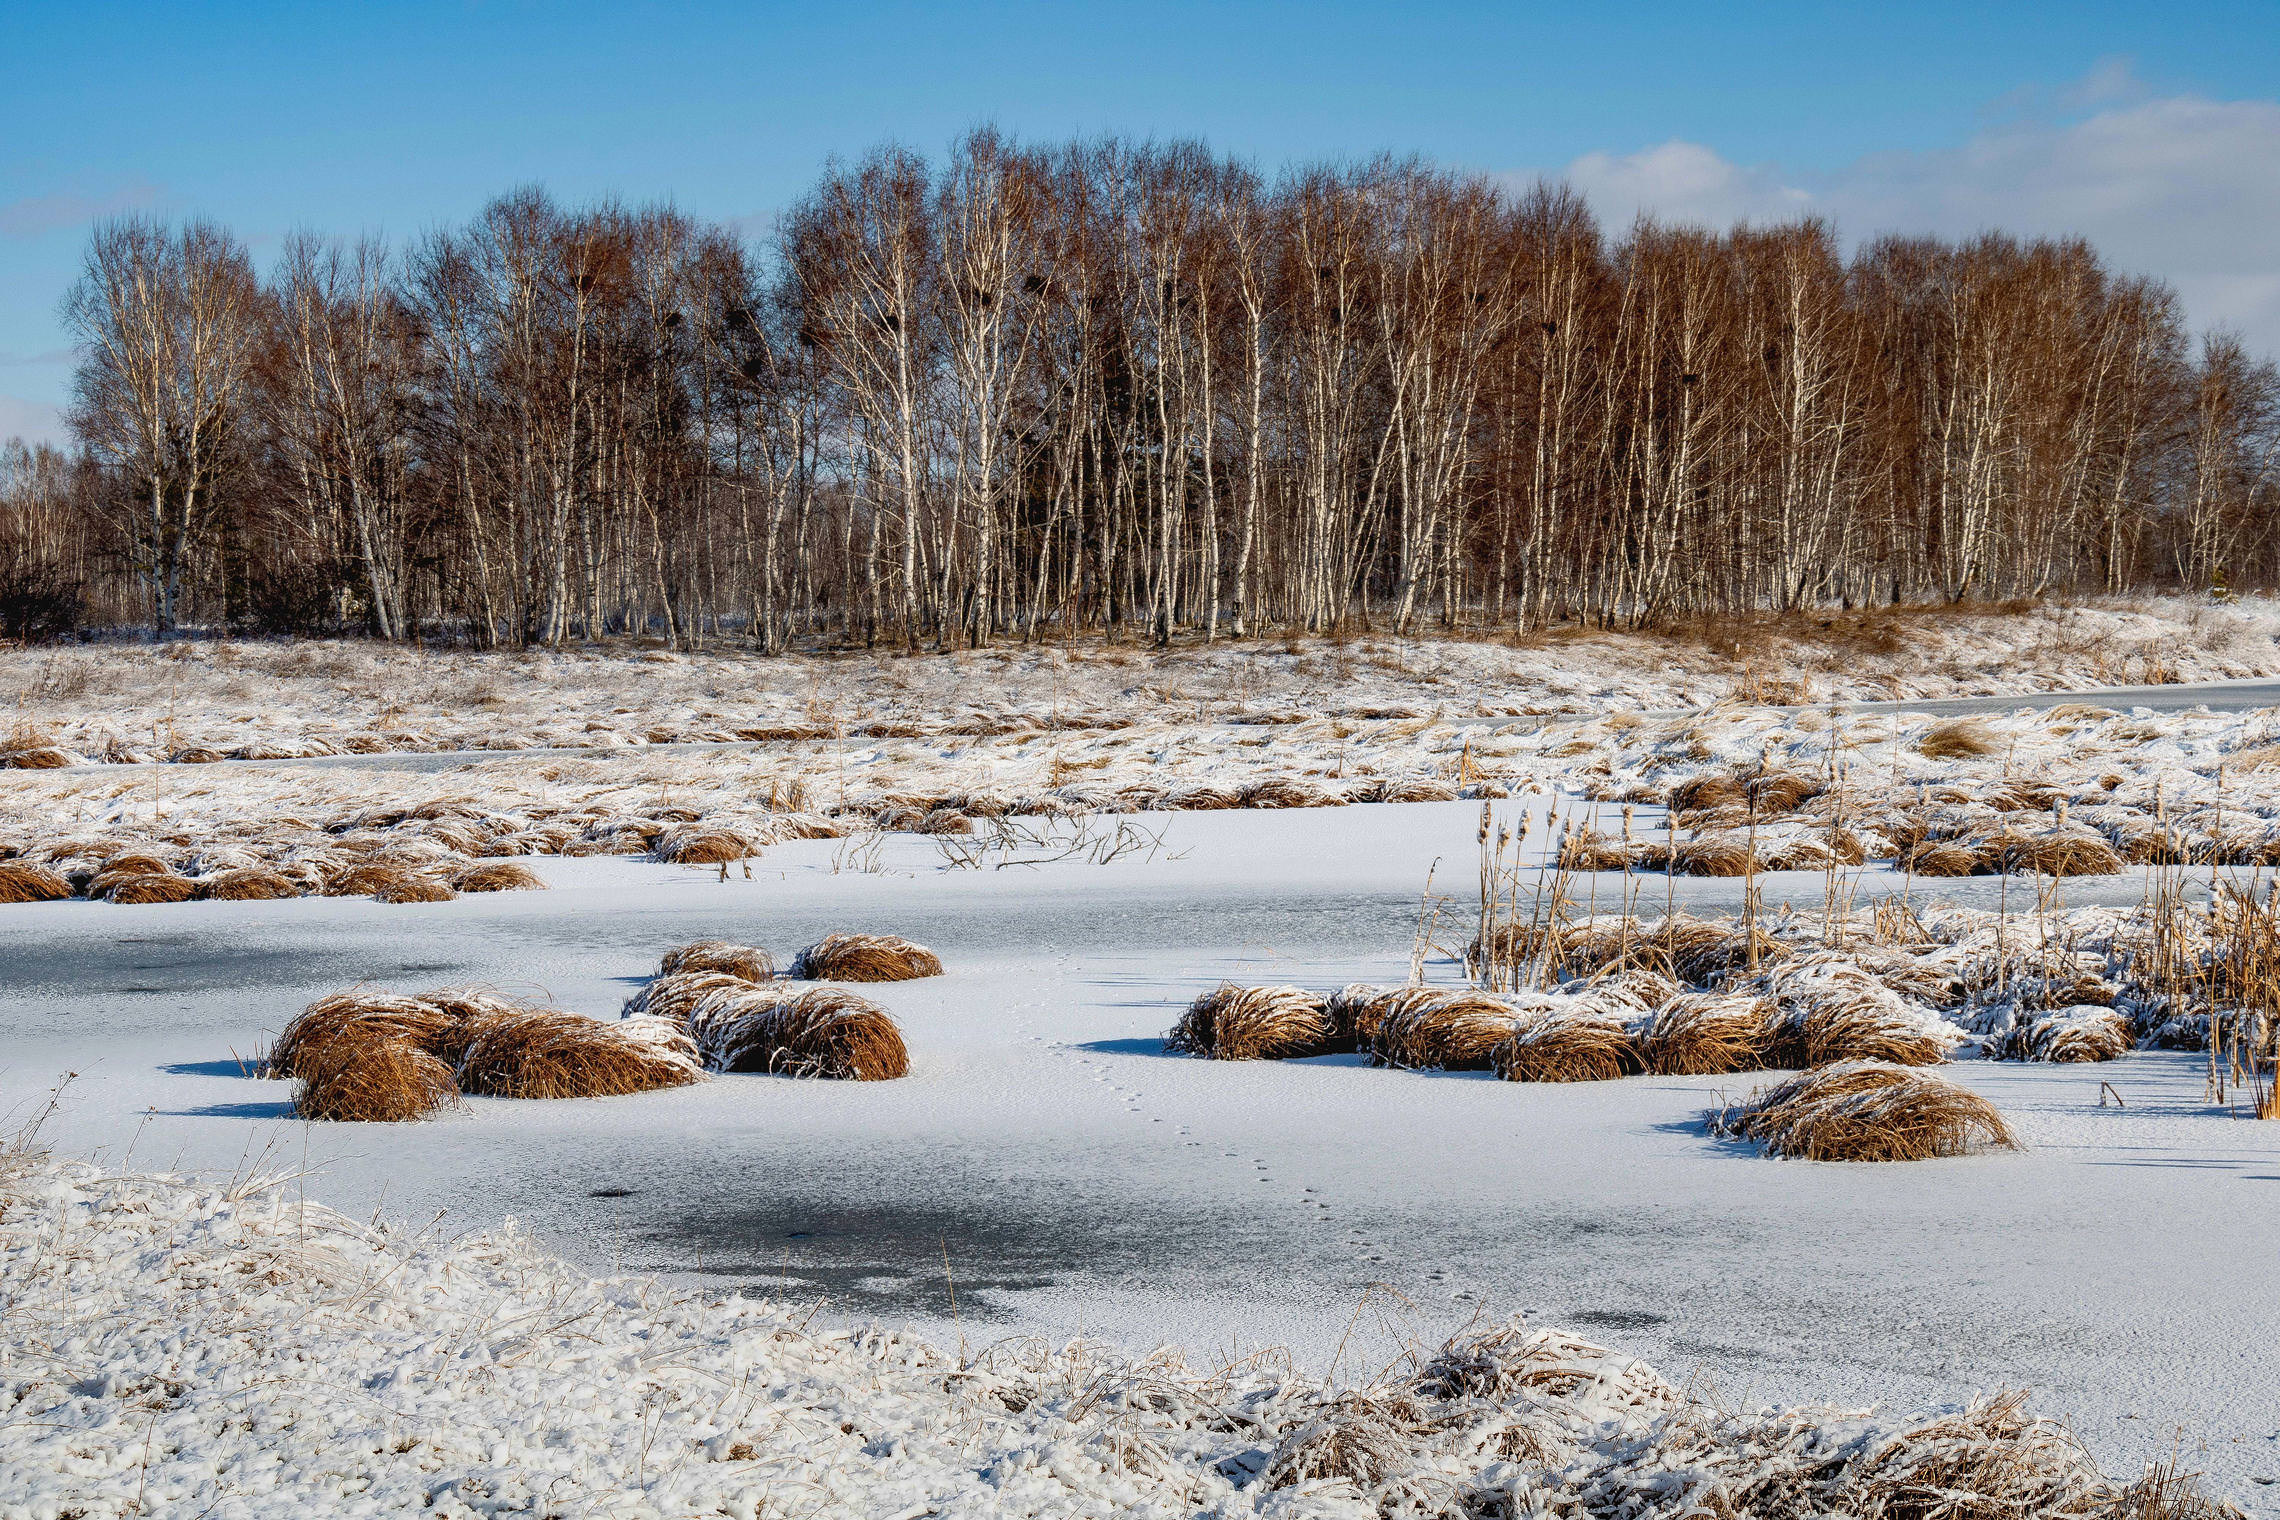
[0,1154,2229,1518]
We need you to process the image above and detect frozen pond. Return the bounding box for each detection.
[4,800,2278,1510]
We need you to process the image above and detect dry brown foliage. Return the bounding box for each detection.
[0,862,72,903]
[1903,839,1990,877]
[1492,1006,1643,1082]
[1,746,72,769]
[658,939,777,981]
[791,932,943,981]
[654,826,756,864]
[1918,718,1999,759]
[1165,984,1337,1060]
[373,875,457,903]
[450,860,547,892]
[265,991,461,1078]
[196,868,300,900]
[1800,1003,1952,1067]
[293,1034,460,1123]
[1670,835,1758,877]
[458,1009,703,1098]
[688,986,909,1079]
[1996,830,2125,877]
[1712,1061,2017,1161]
[1371,988,1519,1071]
[1639,993,1774,1075]
[2005,1008,2132,1063]
[98,872,199,904]
[623,969,767,1027]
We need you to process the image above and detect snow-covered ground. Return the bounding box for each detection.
[6,803,2278,1513]
[8,594,2280,765]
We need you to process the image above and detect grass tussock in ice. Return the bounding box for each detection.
[267,988,703,1119]
[1638,992,1776,1075]
[657,938,776,981]
[1166,983,1339,1061]
[0,860,71,902]
[1492,1005,1644,1083]
[456,1008,704,1099]
[0,1154,2237,1519]
[1369,988,1526,1072]
[1712,1061,2020,1162]
[295,1034,463,1123]
[791,931,944,982]
[687,985,910,1080]
[448,859,547,893]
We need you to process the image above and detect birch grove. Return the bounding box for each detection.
[7,139,2277,645]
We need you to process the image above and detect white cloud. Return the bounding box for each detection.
[0,395,67,449]
[1540,73,2280,355]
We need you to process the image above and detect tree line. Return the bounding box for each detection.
[5,130,2277,648]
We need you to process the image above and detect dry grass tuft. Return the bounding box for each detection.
[1165,983,1337,1060]
[659,939,776,981]
[450,860,547,893]
[98,871,199,904]
[791,931,943,982]
[1492,1006,1643,1082]
[1918,717,1998,759]
[1902,839,1990,877]
[1997,830,2125,877]
[623,969,764,1027]
[1670,834,1758,877]
[1371,988,1520,1071]
[196,868,300,900]
[1558,829,1634,872]
[0,862,73,903]
[654,826,756,864]
[265,991,460,1078]
[1639,993,1773,1075]
[372,874,458,903]
[688,986,909,1079]
[2005,1007,2132,1063]
[458,1009,704,1098]
[293,1034,460,1123]
[1711,1060,2017,1161]
[1,746,73,769]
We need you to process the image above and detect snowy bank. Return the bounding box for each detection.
[0,1153,2226,1519]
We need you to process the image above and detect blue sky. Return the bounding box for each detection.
[7,1,2279,442]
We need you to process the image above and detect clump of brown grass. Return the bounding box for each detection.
[458,1009,704,1098]
[1558,830,1634,872]
[1996,830,2125,877]
[2005,1008,2132,1063]
[293,1034,460,1123]
[791,932,943,981]
[1902,839,1991,877]
[1918,717,1998,759]
[1371,988,1519,1071]
[1240,776,1338,809]
[265,991,460,1078]
[622,969,765,1026]
[1,746,73,769]
[196,868,300,900]
[1798,1002,1953,1067]
[98,872,199,904]
[1165,984,1337,1060]
[450,860,547,893]
[659,939,776,981]
[1711,1061,2017,1161]
[653,826,756,864]
[1671,834,1758,877]
[1492,1005,1643,1082]
[0,862,73,903]
[1639,993,1773,1075]
[323,862,420,897]
[687,986,909,1079]
[1324,983,1407,1049]
[373,875,457,903]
